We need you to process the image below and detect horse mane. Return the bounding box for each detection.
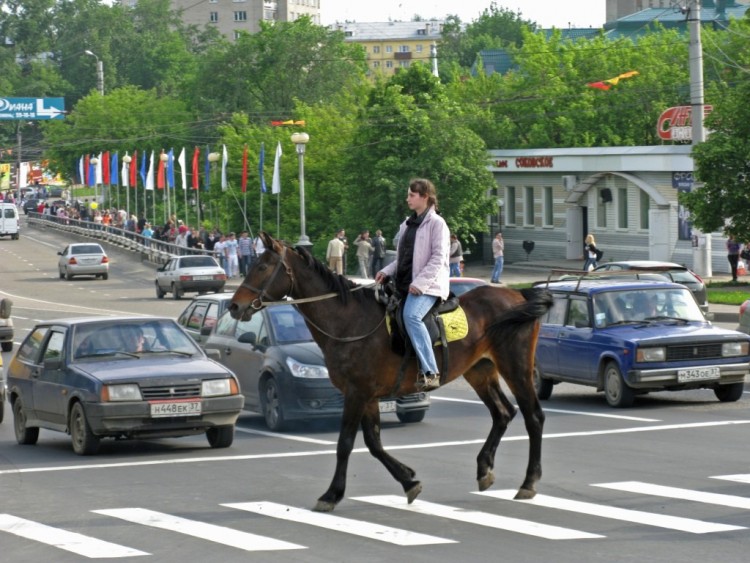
[293,245,369,305]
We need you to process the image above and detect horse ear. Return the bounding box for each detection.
[260,231,275,250]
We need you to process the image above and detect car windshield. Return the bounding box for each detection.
[71,245,104,255]
[179,256,218,268]
[592,287,705,328]
[72,319,201,360]
[269,306,313,343]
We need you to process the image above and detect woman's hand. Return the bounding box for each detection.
[408,285,422,295]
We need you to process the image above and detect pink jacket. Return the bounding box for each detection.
[381,207,450,299]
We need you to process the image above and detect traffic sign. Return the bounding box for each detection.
[0,97,65,120]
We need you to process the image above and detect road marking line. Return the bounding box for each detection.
[1,420,748,476]
[234,426,336,444]
[225,501,456,546]
[352,495,601,540]
[0,513,148,558]
[712,474,750,484]
[476,490,744,534]
[430,397,660,422]
[593,481,750,510]
[92,508,305,552]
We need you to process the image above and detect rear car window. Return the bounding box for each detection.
[72,245,104,255]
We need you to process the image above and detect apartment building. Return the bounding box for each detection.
[170,0,321,41]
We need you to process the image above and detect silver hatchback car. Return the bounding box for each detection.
[58,243,109,280]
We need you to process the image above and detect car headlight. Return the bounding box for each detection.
[103,383,142,402]
[201,378,239,397]
[722,341,749,357]
[636,347,666,362]
[286,357,329,379]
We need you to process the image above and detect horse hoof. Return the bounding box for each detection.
[514,487,536,500]
[478,471,495,492]
[406,482,422,504]
[313,500,337,512]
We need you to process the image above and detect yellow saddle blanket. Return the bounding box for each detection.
[386,306,469,344]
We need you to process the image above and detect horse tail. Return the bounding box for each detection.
[487,287,553,338]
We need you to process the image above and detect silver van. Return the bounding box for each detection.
[0,202,20,240]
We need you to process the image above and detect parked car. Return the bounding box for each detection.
[155,255,226,300]
[533,278,749,408]
[0,297,13,352]
[203,305,430,430]
[177,294,233,345]
[48,186,64,198]
[593,260,708,312]
[22,198,43,215]
[450,277,487,296]
[5,317,244,454]
[58,243,109,280]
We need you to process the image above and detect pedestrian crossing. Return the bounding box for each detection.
[1,474,748,558]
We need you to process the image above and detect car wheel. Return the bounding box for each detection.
[603,361,634,408]
[69,402,101,455]
[533,365,553,400]
[13,398,40,445]
[171,283,182,300]
[714,382,744,403]
[215,287,224,294]
[65,271,73,281]
[206,425,235,448]
[155,283,165,299]
[59,269,65,279]
[1,341,12,352]
[102,273,109,281]
[261,377,286,431]
[396,409,426,423]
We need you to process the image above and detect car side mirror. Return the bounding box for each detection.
[43,357,62,370]
[200,325,213,337]
[704,312,714,321]
[238,331,257,345]
[204,348,221,362]
[57,251,63,256]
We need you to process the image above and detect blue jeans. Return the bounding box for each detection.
[491,256,504,283]
[450,263,461,277]
[403,293,439,374]
[583,257,598,271]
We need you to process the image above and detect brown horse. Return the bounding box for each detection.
[229,232,553,512]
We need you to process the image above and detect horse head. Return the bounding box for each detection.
[229,232,294,321]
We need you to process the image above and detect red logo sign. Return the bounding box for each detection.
[657,105,713,141]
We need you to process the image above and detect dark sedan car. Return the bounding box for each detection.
[593,260,708,312]
[6,317,244,454]
[204,305,430,431]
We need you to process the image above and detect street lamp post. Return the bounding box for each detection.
[90,155,99,205]
[291,132,311,247]
[84,50,104,96]
[122,153,132,217]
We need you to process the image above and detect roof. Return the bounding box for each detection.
[332,20,448,42]
[46,316,171,326]
[541,279,684,294]
[600,261,687,270]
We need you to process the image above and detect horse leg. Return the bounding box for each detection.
[313,395,365,512]
[360,399,422,503]
[463,359,516,493]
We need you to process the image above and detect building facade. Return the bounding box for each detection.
[485,146,728,274]
[170,0,320,41]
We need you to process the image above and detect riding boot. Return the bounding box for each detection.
[417,371,440,392]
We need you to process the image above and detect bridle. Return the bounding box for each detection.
[236,244,385,342]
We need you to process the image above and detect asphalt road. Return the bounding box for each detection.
[1,226,749,562]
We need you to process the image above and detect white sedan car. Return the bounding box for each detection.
[58,243,109,280]
[155,255,227,300]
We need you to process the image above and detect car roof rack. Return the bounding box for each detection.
[536,269,672,291]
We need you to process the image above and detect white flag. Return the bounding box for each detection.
[271,141,282,194]
[146,150,155,191]
[95,152,103,185]
[221,144,228,191]
[177,147,187,190]
[121,159,129,188]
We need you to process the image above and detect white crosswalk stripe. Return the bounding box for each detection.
[352,495,602,540]
[92,508,305,552]
[593,481,750,510]
[0,514,148,558]
[476,489,744,534]
[225,501,456,546]
[712,474,750,485]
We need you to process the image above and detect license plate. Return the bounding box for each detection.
[193,275,213,280]
[379,400,396,413]
[677,367,720,382]
[150,400,202,417]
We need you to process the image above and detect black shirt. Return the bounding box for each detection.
[395,211,427,296]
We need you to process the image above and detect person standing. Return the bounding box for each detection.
[491,232,504,284]
[375,178,450,391]
[583,233,599,271]
[238,230,254,276]
[214,234,227,275]
[326,231,346,274]
[337,229,349,274]
[449,234,463,277]
[726,234,741,282]
[370,229,387,278]
[225,232,239,278]
[354,230,373,279]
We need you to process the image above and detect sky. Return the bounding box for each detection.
[320,0,607,30]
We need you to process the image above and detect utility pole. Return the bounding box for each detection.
[688,0,712,277]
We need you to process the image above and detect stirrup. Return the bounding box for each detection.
[417,371,440,392]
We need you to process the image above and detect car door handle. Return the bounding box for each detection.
[224,348,232,356]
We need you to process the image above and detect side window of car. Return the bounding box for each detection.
[236,313,264,340]
[567,298,591,328]
[18,327,49,363]
[177,303,195,327]
[43,330,66,362]
[214,312,237,336]
[187,303,208,330]
[204,303,219,330]
[544,295,567,325]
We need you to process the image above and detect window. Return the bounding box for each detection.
[416,44,423,53]
[399,61,409,68]
[505,186,516,226]
[386,60,393,68]
[234,11,247,22]
[597,188,607,228]
[544,295,567,325]
[18,327,48,363]
[373,45,380,54]
[209,11,218,22]
[567,299,590,328]
[398,45,410,53]
[542,186,553,227]
[524,186,534,226]
[386,45,393,53]
[639,191,650,230]
[372,61,380,68]
[617,187,628,229]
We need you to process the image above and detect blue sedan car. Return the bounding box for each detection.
[533,279,750,407]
